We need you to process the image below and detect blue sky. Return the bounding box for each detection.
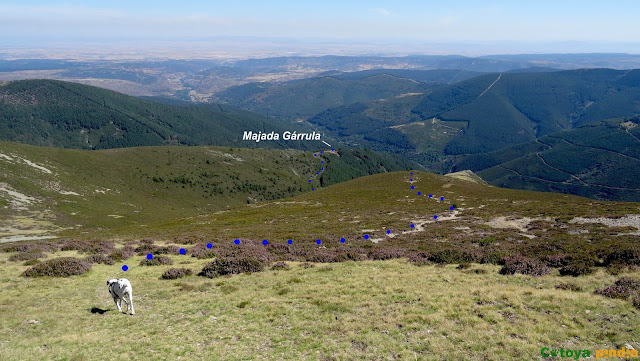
[1,1,639,48]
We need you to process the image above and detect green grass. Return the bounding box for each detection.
[0,142,415,236]
[1,249,638,360]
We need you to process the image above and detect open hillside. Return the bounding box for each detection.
[0,142,416,241]
[215,71,451,121]
[307,69,640,166]
[451,116,640,201]
[0,79,316,150]
[1,170,640,360]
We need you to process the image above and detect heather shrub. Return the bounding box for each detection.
[155,245,181,255]
[555,283,582,292]
[109,246,135,261]
[271,261,290,270]
[540,254,569,268]
[595,277,640,299]
[198,257,265,278]
[299,262,315,269]
[1,242,57,253]
[407,251,431,266]
[23,259,41,266]
[606,263,625,276]
[85,254,115,265]
[479,251,509,265]
[173,236,200,245]
[9,251,47,262]
[603,247,640,266]
[429,249,476,264]
[140,238,155,245]
[367,247,405,260]
[499,255,551,276]
[456,263,471,270]
[60,239,114,254]
[24,257,91,277]
[559,263,595,277]
[473,238,496,247]
[139,255,174,266]
[189,244,217,259]
[161,268,193,279]
[134,243,159,255]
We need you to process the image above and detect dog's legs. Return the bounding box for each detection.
[113,296,122,312]
[127,291,135,315]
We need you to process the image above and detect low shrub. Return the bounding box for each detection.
[140,238,155,245]
[479,251,509,265]
[540,254,569,268]
[407,251,431,266]
[9,251,47,262]
[299,262,315,269]
[595,277,640,299]
[198,257,265,278]
[271,261,290,270]
[60,239,114,254]
[499,255,551,277]
[456,263,471,270]
[85,254,115,265]
[559,263,595,277]
[1,242,57,254]
[189,244,216,259]
[607,263,625,276]
[161,268,193,279]
[23,259,41,266]
[109,246,135,261]
[367,247,405,260]
[24,257,91,277]
[139,255,174,266]
[173,236,200,245]
[429,249,476,264]
[134,243,159,255]
[555,283,582,292]
[474,238,496,247]
[155,245,181,255]
[603,247,640,267]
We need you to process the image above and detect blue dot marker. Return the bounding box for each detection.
[411,185,415,189]
[122,265,128,271]
[411,172,414,175]
[263,239,268,245]
[364,235,369,240]
[332,149,335,151]
[287,239,293,245]
[234,239,240,245]
[321,168,324,171]
[207,243,213,249]
[316,239,321,245]
[434,215,438,219]
[309,179,312,183]
[314,154,317,157]
[411,224,415,229]
[321,161,324,164]
[418,192,422,195]
[312,188,315,191]
[316,172,319,175]
[320,151,323,154]
[179,248,186,255]
[429,194,433,198]
[440,197,444,201]
[386,230,391,234]
[340,238,345,243]
[450,206,454,210]
[146,254,153,260]
[410,178,413,182]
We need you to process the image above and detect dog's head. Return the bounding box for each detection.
[106,279,118,287]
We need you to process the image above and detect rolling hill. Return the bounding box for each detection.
[0,79,318,150]
[451,116,640,201]
[0,142,417,240]
[306,69,640,165]
[215,71,450,121]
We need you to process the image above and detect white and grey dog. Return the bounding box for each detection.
[106,278,135,315]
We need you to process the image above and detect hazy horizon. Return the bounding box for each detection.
[2,1,640,59]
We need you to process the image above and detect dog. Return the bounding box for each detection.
[106,278,135,315]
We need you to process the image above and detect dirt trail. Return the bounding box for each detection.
[478,74,501,98]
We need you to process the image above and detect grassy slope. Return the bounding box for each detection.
[1,254,638,360]
[0,142,416,236]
